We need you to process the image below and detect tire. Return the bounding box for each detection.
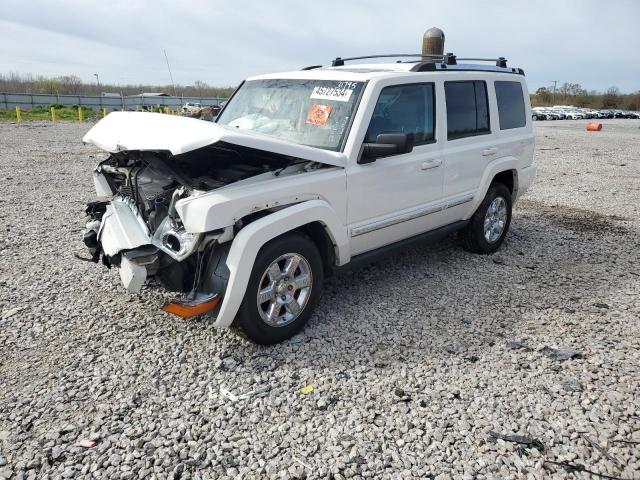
[236,232,323,345]
[461,183,512,254]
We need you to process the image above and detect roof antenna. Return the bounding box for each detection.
[163,49,177,97]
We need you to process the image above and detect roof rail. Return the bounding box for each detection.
[410,62,524,76]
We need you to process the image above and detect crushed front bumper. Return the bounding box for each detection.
[83,197,156,293]
[98,197,151,257]
[83,196,206,294]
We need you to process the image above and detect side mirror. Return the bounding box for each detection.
[359,132,415,164]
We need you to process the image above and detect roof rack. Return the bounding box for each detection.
[302,53,523,75]
[329,53,507,67]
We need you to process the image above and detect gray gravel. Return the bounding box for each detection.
[1,119,639,479]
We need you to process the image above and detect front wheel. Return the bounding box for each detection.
[236,232,323,345]
[461,183,512,254]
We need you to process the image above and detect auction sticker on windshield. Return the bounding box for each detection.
[310,82,358,102]
[306,104,333,125]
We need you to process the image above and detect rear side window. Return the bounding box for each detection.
[495,81,526,129]
[445,81,490,140]
[365,83,435,146]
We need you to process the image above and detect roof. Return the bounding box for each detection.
[249,61,524,82]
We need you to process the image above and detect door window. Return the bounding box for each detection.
[445,80,490,140]
[365,84,435,147]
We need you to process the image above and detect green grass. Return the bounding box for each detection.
[0,105,179,121]
[0,105,103,121]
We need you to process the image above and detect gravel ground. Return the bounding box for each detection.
[0,119,639,480]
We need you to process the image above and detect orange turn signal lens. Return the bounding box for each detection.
[162,294,222,318]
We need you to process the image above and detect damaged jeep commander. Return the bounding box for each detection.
[81,28,536,344]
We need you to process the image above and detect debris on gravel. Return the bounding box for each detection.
[488,431,545,451]
[540,346,583,361]
[1,119,639,479]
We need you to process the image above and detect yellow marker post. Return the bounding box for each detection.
[102,108,107,118]
[15,106,21,122]
[78,107,83,122]
[51,107,56,122]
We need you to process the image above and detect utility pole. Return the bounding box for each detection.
[164,49,177,97]
[94,73,100,89]
[551,80,558,106]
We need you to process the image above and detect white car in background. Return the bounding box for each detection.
[181,102,202,115]
[564,110,585,120]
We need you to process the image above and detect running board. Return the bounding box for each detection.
[335,220,468,273]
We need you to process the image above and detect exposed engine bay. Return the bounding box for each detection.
[83,142,319,295]
[98,142,305,231]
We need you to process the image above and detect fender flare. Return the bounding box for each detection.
[213,199,349,328]
[463,157,519,220]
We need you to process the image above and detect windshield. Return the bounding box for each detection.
[217,79,364,151]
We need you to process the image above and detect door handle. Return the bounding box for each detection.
[421,159,442,170]
[482,147,498,156]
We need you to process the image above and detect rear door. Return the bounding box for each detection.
[440,78,497,222]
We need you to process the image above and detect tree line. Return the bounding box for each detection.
[1,73,638,110]
[0,72,235,98]
[531,83,640,110]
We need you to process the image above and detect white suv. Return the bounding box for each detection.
[81,38,535,344]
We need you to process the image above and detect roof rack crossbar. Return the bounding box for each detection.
[331,53,443,66]
[456,57,503,62]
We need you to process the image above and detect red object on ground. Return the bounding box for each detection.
[586,123,603,131]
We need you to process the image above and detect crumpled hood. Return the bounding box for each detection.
[82,111,346,167]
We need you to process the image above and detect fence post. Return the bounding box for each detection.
[51,107,56,122]
[15,106,21,122]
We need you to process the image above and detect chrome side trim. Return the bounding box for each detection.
[351,194,474,237]
[445,195,475,209]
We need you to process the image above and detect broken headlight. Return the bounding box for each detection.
[152,216,201,262]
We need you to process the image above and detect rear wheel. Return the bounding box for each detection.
[461,183,512,254]
[236,232,323,345]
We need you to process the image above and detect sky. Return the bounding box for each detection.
[1,0,639,93]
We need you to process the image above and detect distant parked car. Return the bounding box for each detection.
[181,102,202,115]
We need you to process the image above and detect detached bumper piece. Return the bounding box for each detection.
[162,293,222,319]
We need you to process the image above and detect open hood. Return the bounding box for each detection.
[82,112,347,168]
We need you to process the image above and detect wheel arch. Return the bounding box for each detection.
[464,158,519,221]
[491,169,518,197]
[213,200,349,328]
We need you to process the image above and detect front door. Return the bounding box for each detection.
[346,82,445,256]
